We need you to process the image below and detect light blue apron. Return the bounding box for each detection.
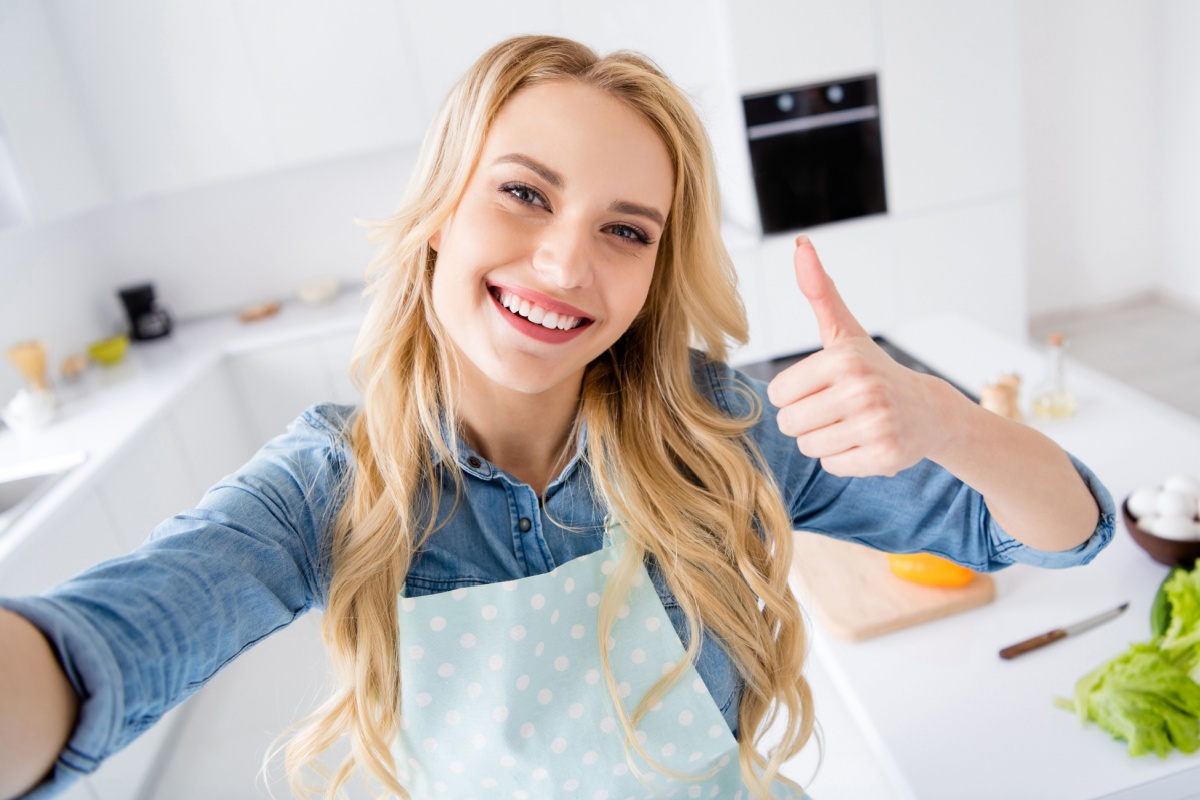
[391,521,800,798]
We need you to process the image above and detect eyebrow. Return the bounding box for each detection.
[492,152,666,228]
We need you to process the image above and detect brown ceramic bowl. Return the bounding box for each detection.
[1122,498,1200,567]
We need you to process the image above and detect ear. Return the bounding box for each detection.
[428,225,441,253]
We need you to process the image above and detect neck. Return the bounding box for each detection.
[455,364,584,496]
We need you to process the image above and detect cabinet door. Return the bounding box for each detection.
[228,338,341,448]
[396,0,559,116]
[321,330,361,407]
[88,705,189,800]
[51,0,276,200]
[147,615,378,799]
[0,0,109,223]
[235,0,426,167]
[0,489,123,596]
[167,361,258,498]
[53,778,99,800]
[877,0,1023,214]
[94,414,200,553]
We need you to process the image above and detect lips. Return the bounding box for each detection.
[486,282,594,344]
[486,281,594,324]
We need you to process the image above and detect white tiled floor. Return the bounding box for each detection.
[1030,293,1200,420]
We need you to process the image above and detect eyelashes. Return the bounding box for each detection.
[498,182,655,246]
[501,182,548,209]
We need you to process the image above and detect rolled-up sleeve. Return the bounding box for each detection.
[982,451,1114,569]
[0,404,350,798]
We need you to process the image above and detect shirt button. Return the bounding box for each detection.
[466,456,481,468]
[518,517,532,533]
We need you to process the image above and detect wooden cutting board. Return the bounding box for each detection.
[790,532,995,642]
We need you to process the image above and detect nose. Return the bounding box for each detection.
[530,218,594,289]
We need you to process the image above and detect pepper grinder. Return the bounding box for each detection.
[7,339,51,392]
[4,339,58,432]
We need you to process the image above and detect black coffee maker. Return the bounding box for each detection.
[118,283,172,341]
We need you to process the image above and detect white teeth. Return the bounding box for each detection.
[493,287,585,331]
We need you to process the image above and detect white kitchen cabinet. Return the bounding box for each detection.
[49,778,99,800]
[320,329,362,408]
[166,361,258,496]
[0,489,123,597]
[146,614,369,800]
[395,0,561,117]
[228,337,345,448]
[560,0,723,94]
[88,705,190,800]
[94,413,201,553]
[0,0,110,224]
[725,0,879,93]
[233,0,427,168]
[876,0,1023,215]
[49,0,277,202]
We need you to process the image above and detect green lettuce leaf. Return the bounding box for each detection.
[1066,643,1200,757]
[1062,558,1200,757]
[1160,558,1200,681]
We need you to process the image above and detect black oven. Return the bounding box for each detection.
[743,75,887,234]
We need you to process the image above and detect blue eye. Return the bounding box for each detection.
[609,224,652,246]
[501,182,548,208]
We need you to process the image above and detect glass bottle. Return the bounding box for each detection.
[1032,332,1077,419]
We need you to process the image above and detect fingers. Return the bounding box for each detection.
[773,382,846,439]
[794,235,869,348]
[766,348,836,410]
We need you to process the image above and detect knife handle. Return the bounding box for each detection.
[999,629,1067,660]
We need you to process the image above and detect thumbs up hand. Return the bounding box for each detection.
[766,236,951,478]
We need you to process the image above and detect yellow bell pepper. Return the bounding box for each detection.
[887,552,976,588]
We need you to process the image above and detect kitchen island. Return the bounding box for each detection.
[1,310,1197,799]
[778,315,1200,800]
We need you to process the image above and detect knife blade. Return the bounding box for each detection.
[999,602,1129,660]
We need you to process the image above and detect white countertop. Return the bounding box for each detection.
[3,308,1198,798]
[0,291,368,563]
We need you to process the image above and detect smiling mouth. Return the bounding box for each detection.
[488,286,593,331]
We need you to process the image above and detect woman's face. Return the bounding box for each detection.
[430,79,674,400]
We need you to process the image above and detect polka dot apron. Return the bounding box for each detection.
[393,521,800,799]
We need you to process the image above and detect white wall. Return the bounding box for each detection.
[1158,0,1200,311]
[1017,0,1160,317]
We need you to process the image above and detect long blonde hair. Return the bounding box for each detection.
[277,35,814,799]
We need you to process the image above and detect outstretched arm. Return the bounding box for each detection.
[0,608,79,799]
[767,236,1099,553]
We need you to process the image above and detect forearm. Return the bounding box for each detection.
[926,377,1100,553]
[0,608,79,800]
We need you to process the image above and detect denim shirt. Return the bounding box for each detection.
[0,355,1116,797]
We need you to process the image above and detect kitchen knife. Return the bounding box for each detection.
[999,602,1129,660]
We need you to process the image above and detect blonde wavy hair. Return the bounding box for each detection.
[274,35,814,799]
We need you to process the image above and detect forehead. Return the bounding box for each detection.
[481,80,675,211]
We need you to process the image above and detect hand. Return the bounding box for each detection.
[766,236,952,478]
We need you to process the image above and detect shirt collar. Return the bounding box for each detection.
[429,415,589,488]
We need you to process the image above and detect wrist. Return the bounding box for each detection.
[923,374,978,467]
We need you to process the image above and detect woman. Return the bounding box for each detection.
[0,35,1112,800]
